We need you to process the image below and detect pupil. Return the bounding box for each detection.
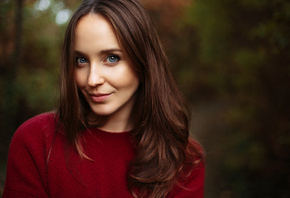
[109,56,115,62]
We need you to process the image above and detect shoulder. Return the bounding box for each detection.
[17,111,56,131]
[169,162,205,198]
[185,138,205,185]
[12,112,57,146]
[187,138,205,185]
[5,112,57,197]
[168,139,205,197]
[189,138,205,156]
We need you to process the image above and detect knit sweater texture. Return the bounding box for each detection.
[3,112,204,198]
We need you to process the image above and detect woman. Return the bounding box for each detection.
[3,0,204,197]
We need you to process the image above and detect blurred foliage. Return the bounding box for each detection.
[175,0,290,197]
[0,0,290,197]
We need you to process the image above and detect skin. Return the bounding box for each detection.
[74,14,139,132]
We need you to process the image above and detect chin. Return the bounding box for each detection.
[90,106,117,117]
[91,110,113,117]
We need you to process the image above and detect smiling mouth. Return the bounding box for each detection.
[89,93,112,102]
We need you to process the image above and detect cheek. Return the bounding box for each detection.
[111,66,139,88]
[75,69,88,88]
[122,73,139,93]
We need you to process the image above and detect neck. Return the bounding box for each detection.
[98,116,134,132]
[88,111,134,133]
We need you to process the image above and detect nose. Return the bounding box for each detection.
[87,63,105,87]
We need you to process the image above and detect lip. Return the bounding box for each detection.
[89,93,112,102]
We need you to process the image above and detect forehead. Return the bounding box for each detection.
[74,14,120,50]
[77,14,111,33]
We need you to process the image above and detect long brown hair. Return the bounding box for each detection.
[58,0,203,197]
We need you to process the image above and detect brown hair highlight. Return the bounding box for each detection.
[57,0,204,197]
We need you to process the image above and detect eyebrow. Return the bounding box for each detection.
[100,48,123,54]
[74,48,123,56]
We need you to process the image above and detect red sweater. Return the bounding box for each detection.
[3,112,204,197]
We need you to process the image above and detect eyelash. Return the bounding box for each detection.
[75,54,121,67]
[103,54,121,64]
[76,57,87,65]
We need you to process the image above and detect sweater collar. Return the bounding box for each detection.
[84,128,134,150]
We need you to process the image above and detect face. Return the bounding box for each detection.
[74,14,139,126]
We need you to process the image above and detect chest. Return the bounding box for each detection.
[46,139,135,198]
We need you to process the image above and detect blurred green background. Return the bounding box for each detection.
[0,0,289,197]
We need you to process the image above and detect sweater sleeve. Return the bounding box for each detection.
[3,114,51,198]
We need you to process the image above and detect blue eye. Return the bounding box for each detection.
[105,55,120,63]
[76,57,87,64]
